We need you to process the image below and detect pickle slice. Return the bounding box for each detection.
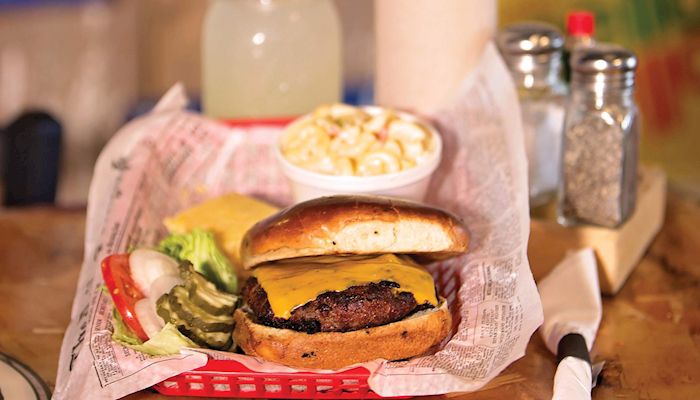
[180,262,238,314]
[168,286,234,332]
[148,262,239,350]
[176,324,232,350]
[187,283,238,315]
[156,293,174,323]
[159,291,232,349]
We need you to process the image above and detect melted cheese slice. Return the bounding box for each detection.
[164,193,278,269]
[253,254,438,318]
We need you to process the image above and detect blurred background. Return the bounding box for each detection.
[0,0,698,206]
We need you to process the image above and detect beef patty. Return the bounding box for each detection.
[242,277,432,333]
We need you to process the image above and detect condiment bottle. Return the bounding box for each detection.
[4,112,62,206]
[563,11,595,82]
[566,11,595,49]
[558,45,639,228]
[497,22,567,208]
[202,0,342,120]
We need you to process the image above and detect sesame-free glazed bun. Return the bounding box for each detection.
[233,300,451,369]
[240,195,469,269]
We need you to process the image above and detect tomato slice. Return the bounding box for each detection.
[101,254,149,342]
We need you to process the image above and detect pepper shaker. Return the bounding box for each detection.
[497,22,568,208]
[558,45,639,228]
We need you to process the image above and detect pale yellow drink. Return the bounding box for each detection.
[202,0,342,119]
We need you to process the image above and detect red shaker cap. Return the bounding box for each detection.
[566,11,595,36]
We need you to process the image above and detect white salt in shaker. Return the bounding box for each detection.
[497,22,568,208]
[558,45,639,228]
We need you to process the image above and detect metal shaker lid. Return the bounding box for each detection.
[497,22,564,55]
[571,44,637,89]
[571,44,637,74]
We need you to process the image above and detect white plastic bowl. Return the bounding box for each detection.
[275,107,443,203]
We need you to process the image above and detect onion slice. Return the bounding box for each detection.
[134,298,165,339]
[149,275,184,304]
[129,249,180,297]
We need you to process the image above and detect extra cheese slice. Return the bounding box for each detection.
[164,193,278,269]
[252,254,438,318]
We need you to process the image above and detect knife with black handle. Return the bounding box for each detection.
[538,249,603,400]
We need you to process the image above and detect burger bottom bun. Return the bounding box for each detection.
[233,300,451,370]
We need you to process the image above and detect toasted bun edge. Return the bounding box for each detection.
[240,195,469,269]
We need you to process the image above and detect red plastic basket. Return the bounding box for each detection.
[153,359,408,399]
[153,246,461,399]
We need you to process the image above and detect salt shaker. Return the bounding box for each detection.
[497,22,567,208]
[558,45,639,228]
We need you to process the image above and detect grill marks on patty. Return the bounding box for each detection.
[242,277,432,333]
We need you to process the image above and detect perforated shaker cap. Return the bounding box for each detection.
[571,44,637,88]
[571,44,637,74]
[497,22,564,55]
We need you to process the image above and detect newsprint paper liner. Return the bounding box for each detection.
[54,43,543,399]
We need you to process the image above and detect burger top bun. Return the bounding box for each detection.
[240,195,469,269]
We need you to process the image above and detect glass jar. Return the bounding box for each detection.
[558,45,639,228]
[497,22,568,208]
[202,0,342,119]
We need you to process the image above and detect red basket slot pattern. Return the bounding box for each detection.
[153,359,409,399]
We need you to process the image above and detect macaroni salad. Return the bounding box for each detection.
[281,104,434,176]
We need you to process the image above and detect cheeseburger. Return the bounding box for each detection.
[233,195,469,369]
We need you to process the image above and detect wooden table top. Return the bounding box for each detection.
[0,191,698,400]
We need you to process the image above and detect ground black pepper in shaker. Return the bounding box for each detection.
[558,45,639,228]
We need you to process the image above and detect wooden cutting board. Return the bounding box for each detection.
[528,166,667,294]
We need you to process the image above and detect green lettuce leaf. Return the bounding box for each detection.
[112,310,198,356]
[111,309,142,346]
[158,229,237,293]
